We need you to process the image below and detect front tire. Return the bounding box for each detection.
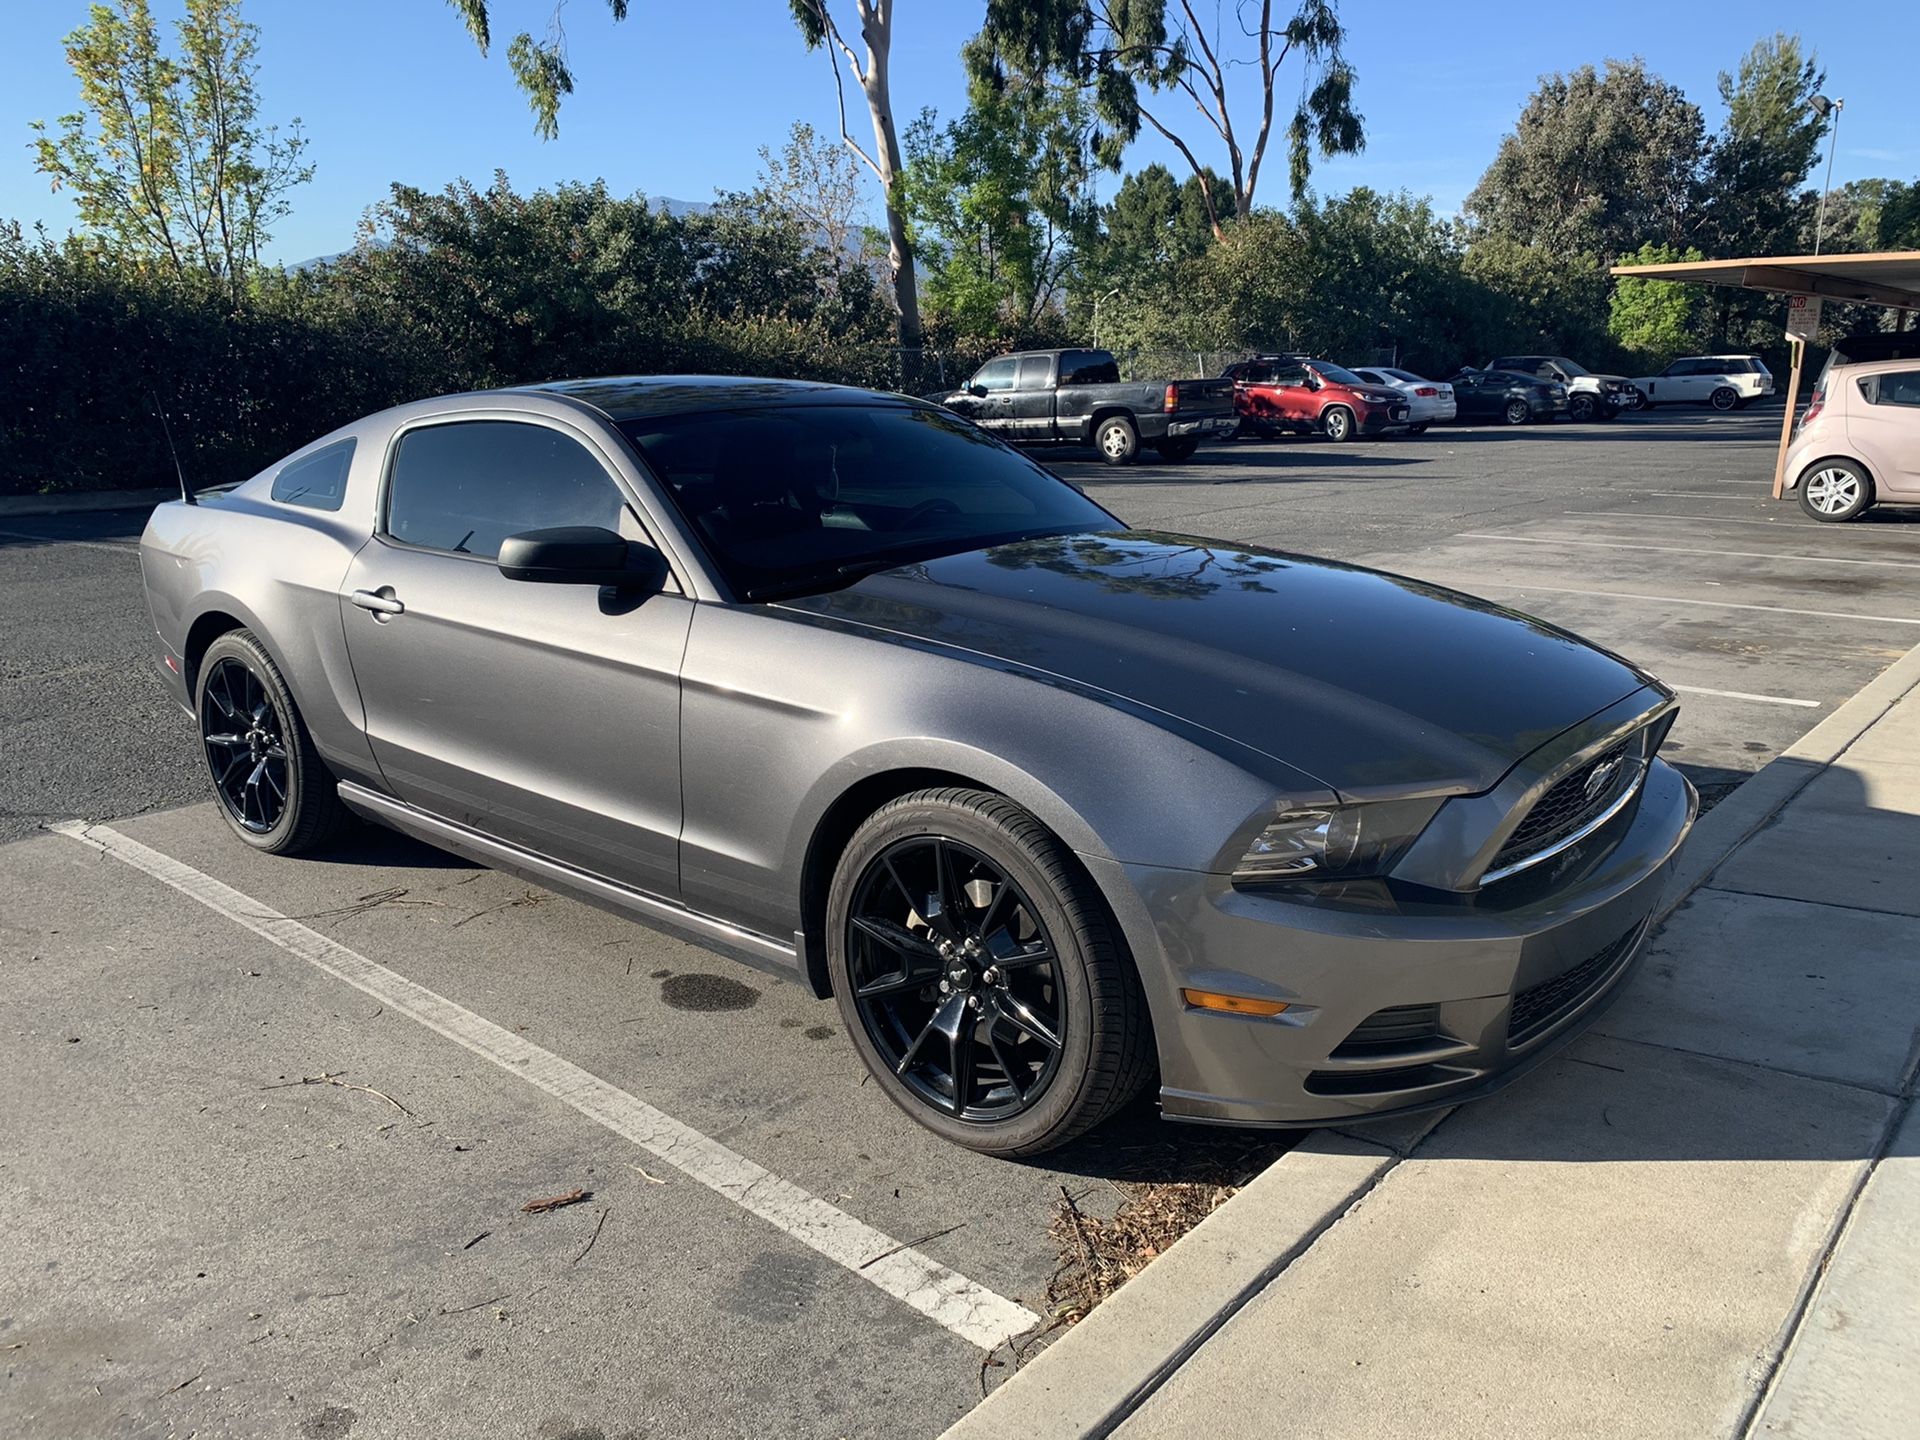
[1799,460,1873,522]
[196,629,351,854]
[1567,393,1598,422]
[1154,437,1199,462]
[1095,415,1139,465]
[1321,405,1356,442]
[828,788,1153,1157]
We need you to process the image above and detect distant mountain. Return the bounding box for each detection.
[288,196,714,271]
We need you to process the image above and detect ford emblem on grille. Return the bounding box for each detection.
[1584,757,1623,803]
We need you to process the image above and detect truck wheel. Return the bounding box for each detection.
[1321,406,1355,442]
[1567,393,1598,422]
[1154,437,1199,462]
[1095,415,1138,465]
[1709,386,1739,411]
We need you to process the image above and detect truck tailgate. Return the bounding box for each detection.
[1169,378,1235,414]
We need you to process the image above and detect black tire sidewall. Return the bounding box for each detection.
[1323,406,1354,441]
[1568,394,1596,421]
[827,793,1110,1155]
[1798,462,1872,522]
[1096,416,1138,465]
[1711,387,1738,411]
[1505,400,1530,425]
[196,631,310,851]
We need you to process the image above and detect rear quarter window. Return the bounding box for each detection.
[270,439,355,512]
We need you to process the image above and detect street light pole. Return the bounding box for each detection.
[1092,288,1121,348]
[1810,95,1844,255]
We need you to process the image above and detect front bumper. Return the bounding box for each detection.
[1359,405,1411,434]
[1167,416,1239,440]
[1088,757,1696,1127]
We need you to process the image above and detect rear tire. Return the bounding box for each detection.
[1321,405,1356,442]
[1095,415,1139,466]
[1154,437,1199,462]
[828,788,1153,1157]
[196,629,352,855]
[1709,385,1739,411]
[1798,460,1873,523]
[1503,398,1531,426]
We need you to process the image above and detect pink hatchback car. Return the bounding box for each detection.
[1784,339,1920,522]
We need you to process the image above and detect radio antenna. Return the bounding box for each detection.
[151,391,195,505]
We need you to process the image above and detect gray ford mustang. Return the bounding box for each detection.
[140,377,1696,1156]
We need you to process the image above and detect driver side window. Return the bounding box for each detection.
[384,420,635,561]
[973,358,1018,393]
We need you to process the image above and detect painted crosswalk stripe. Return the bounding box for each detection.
[51,820,1040,1352]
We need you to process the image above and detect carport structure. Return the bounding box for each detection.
[1609,250,1920,497]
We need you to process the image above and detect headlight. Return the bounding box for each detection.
[1233,798,1442,885]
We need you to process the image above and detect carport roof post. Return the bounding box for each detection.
[1609,250,1920,499]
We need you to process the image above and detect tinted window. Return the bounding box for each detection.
[1862,370,1920,406]
[271,439,354,512]
[974,358,1018,392]
[1311,363,1368,387]
[1016,355,1053,389]
[1352,370,1384,384]
[1060,350,1121,385]
[621,403,1114,600]
[385,421,628,560]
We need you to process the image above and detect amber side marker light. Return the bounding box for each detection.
[1181,988,1290,1017]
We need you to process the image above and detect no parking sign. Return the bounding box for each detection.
[1785,293,1822,342]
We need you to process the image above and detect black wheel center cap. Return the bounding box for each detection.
[946,960,974,991]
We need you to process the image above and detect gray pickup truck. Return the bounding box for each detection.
[937,348,1237,465]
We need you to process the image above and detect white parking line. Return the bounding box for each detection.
[51,820,1040,1352]
[1669,684,1821,709]
[1469,581,1920,626]
[1643,493,1766,502]
[1457,532,1920,571]
[0,527,140,555]
[1566,511,1806,530]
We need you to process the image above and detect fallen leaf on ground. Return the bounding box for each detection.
[521,1188,591,1214]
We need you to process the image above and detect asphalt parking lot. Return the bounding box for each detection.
[5,405,1920,1439]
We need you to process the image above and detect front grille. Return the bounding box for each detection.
[1507,925,1641,1048]
[1489,737,1641,876]
[1330,1003,1442,1058]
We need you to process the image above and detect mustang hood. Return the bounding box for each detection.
[785,531,1656,797]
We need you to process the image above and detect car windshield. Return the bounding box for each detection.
[620,403,1117,600]
[1312,363,1369,387]
[1381,368,1423,383]
[1550,357,1592,377]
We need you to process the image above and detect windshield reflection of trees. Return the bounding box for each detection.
[984,532,1292,600]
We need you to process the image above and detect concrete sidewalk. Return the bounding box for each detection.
[952,644,1920,1440]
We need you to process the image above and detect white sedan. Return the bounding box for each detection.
[1351,367,1457,432]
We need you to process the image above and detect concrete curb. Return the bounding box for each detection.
[0,488,173,518]
[943,1135,1394,1440]
[945,638,1920,1440]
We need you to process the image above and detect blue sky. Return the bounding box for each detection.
[3,1,1915,266]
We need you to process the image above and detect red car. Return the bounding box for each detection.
[1224,356,1411,442]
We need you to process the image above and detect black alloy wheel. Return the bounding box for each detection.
[1567,392,1598,422]
[828,788,1152,1156]
[1710,385,1740,411]
[847,835,1066,1122]
[201,656,289,834]
[195,629,351,854]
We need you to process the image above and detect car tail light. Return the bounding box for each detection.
[1799,387,1825,429]
[1165,383,1180,413]
[1415,386,1437,397]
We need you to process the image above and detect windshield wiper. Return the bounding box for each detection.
[742,556,907,603]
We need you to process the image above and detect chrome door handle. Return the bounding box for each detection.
[350,588,405,616]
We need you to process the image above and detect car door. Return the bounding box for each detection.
[963,356,1019,434]
[1452,373,1485,418]
[1850,368,1920,494]
[1657,359,1705,403]
[340,414,691,897]
[1009,353,1057,439]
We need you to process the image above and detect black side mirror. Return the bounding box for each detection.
[969,383,989,397]
[498,526,662,588]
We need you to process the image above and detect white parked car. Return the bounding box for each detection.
[1350,367,1457,433]
[1632,355,1774,411]
[1781,341,1920,522]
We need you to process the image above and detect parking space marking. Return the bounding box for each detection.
[0,527,140,555]
[1566,511,1808,529]
[1469,581,1920,626]
[50,820,1041,1352]
[1644,493,1766,502]
[1457,533,1920,571]
[1669,684,1821,709]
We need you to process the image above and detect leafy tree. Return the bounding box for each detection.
[445,1,925,350]
[1466,58,1703,261]
[899,83,1094,336]
[1697,34,1825,257]
[30,0,312,291]
[1462,235,1615,363]
[1608,241,1704,362]
[749,121,872,283]
[1099,163,1229,271]
[968,0,1363,241]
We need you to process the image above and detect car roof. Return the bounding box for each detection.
[509,375,918,422]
